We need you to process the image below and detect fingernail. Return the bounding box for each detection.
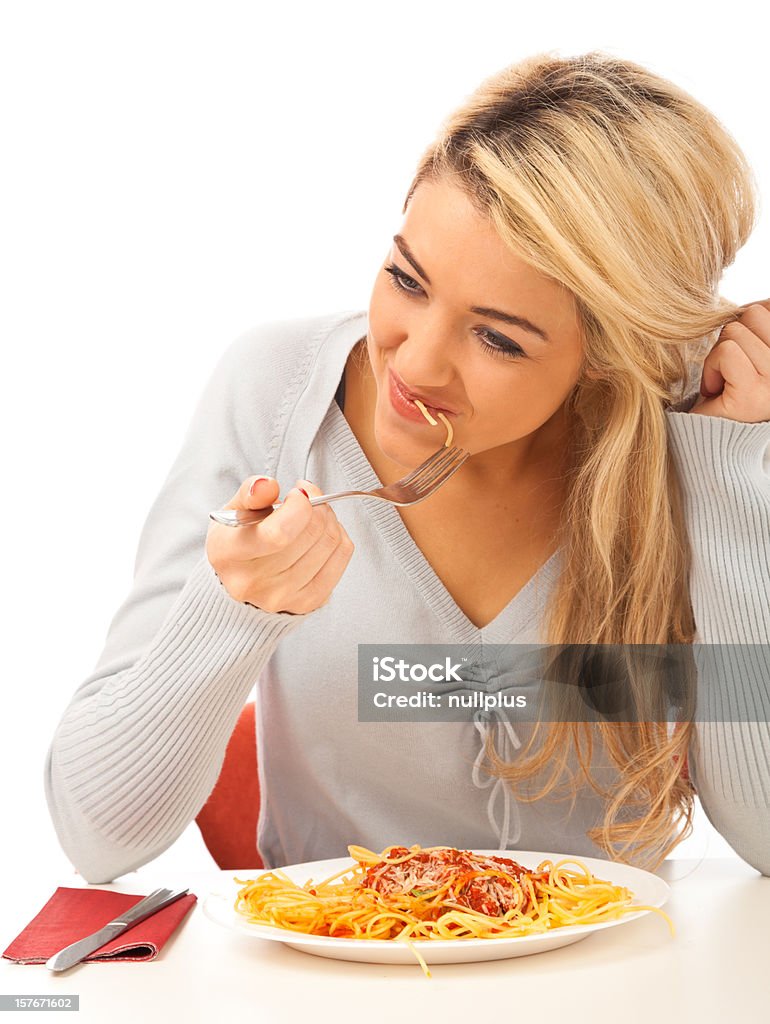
[249,476,270,496]
[298,487,310,500]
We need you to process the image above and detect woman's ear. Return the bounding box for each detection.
[581,365,606,382]
[582,368,600,382]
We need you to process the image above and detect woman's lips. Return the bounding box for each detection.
[388,371,458,423]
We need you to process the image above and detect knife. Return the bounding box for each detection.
[46,887,189,972]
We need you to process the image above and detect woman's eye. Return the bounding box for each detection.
[384,264,423,295]
[384,262,526,361]
[473,329,526,360]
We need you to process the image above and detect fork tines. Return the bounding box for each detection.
[407,446,470,493]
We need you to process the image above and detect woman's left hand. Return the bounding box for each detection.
[690,300,770,422]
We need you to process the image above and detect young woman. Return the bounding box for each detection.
[45,51,770,884]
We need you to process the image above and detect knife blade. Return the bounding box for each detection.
[46,886,189,972]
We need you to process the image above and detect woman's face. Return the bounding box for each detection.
[365,175,585,481]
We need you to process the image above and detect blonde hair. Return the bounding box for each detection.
[403,51,759,868]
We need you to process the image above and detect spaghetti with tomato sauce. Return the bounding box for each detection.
[361,845,541,917]
[234,843,673,971]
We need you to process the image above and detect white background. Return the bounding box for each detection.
[1,0,767,889]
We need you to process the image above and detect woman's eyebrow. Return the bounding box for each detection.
[392,234,551,343]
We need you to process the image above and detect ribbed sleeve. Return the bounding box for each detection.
[46,557,306,883]
[666,406,770,874]
[43,318,325,883]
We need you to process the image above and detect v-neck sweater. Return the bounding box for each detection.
[44,310,770,883]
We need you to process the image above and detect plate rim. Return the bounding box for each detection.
[203,848,670,951]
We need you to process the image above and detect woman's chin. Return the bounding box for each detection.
[372,417,439,469]
[372,414,471,470]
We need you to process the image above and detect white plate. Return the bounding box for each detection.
[203,849,670,965]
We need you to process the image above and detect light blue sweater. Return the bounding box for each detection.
[44,310,770,883]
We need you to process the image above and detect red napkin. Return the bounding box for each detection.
[3,887,197,964]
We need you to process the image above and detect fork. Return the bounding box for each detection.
[208,445,470,527]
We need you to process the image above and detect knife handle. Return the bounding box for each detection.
[45,886,191,972]
[113,887,189,928]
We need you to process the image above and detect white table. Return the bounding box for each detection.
[1,857,767,1024]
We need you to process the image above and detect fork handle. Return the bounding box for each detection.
[209,493,355,528]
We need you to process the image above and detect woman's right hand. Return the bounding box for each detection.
[206,476,355,615]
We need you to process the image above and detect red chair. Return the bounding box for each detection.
[195,702,264,869]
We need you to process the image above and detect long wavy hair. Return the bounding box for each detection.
[401,51,758,868]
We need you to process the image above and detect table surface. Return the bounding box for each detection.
[1,855,767,1024]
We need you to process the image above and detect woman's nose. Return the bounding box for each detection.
[396,329,456,385]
